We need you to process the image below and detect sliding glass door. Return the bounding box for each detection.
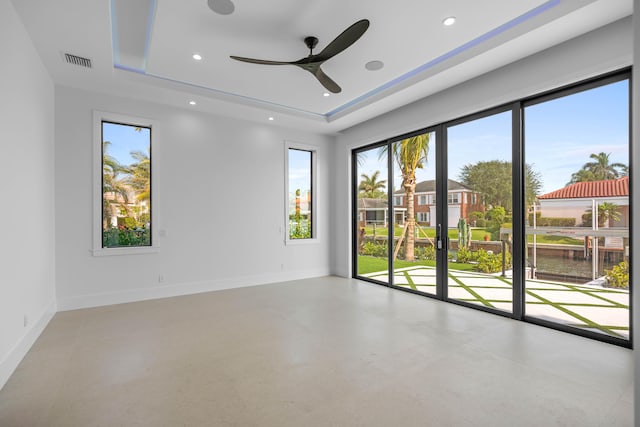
[390,131,438,295]
[445,109,514,313]
[523,76,630,340]
[352,69,630,346]
[354,144,390,283]
[353,129,440,295]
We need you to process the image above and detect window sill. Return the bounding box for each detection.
[285,238,319,246]
[91,246,160,257]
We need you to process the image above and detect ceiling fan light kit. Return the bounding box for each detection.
[230,19,370,94]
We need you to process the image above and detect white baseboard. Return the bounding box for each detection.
[57,268,331,311]
[0,299,56,391]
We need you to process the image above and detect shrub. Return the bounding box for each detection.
[529,213,576,227]
[475,249,511,274]
[456,247,473,263]
[103,227,151,247]
[474,218,487,227]
[414,245,436,260]
[485,207,507,240]
[469,211,485,221]
[117,217,137,229]
[361,242,388,257]
[605,261,629,289]
[290,227,311,239]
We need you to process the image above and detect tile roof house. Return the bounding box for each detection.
[538,177,629,227]
[539,176,629,200]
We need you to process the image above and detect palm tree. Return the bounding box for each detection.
[358,170,387,198]
[127,150,150,203]
[102,141,131,229]
[568,152,626,184]
[380,134,430,262]
[567,168,597,185]
[581,202,621,227]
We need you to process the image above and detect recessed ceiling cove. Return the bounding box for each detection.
[115,0,565,118]
[11,0,632,132]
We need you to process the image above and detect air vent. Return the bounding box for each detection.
[64,53,92,68]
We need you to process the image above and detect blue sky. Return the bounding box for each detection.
[288,149,312,201]
[357,79,628,195]
[103,122,150,166]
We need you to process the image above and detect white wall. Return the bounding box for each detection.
[332,17,633,277]
[0,0,56,388]
[55,86,335,310]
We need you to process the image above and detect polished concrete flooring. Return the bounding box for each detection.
[0,276,633,426]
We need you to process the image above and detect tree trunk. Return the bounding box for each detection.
[404,180,416,262]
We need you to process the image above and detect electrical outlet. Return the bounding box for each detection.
[23,315,28,328]
[158,274,165,283]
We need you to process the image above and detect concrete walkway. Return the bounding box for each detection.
[363,266,629,339]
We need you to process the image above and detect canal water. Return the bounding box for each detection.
[532,254,620,283]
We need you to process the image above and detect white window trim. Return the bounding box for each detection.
[284,140,318,245]
[92,110,159,256]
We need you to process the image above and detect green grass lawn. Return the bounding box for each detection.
[526,234,583,245]
[363,225,583,245]
[356,256,476,275]
[363,225,487,240]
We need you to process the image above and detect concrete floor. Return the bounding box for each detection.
[0,276,633,426]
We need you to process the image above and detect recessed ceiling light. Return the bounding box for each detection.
[443,16,456,26]
[208,0,235,15]
[365,60,384,71]
[189,101,196,105]
[192,53,202,61]
[268,117,274,121]
[323,93,330,97]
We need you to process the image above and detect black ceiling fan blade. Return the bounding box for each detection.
[314,67,341,93]
[230,56,291,65]
[315,19,369,62]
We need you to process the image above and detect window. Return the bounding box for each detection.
[418,195,427,205]
[285,142,316,242]
[394,196,403,206]
[448,193,459,204]
[93,112,157,255]
[417,212,430,223]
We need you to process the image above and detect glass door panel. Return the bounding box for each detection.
[524,79,630,340]
[354,145,390,283]
[446,111,513,312]
[391,131,437,295]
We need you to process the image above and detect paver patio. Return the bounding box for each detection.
[363,266,629,339]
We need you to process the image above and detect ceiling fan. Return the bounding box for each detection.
[230,19,370,94]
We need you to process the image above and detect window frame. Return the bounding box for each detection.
[92,111,159,256]
[284,140,318,245]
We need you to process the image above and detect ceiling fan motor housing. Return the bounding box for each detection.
[304,36,319,51]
